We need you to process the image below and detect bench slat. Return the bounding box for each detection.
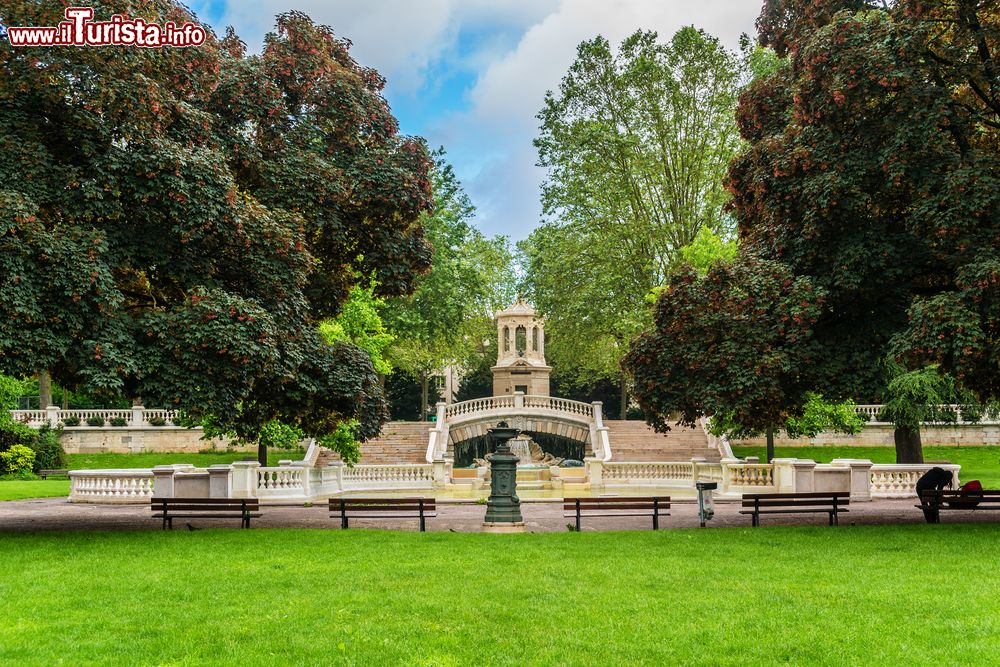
[742,499,850,508]
[565,502,670,511]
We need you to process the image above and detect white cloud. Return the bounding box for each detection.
[440,0,761,240]
[215,1,557,93]
[208,1,760,240]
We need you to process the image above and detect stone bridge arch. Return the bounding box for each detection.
[426,394,611,463]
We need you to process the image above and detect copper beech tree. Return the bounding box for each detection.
[0,3,433,459]
[626,0,1000,463]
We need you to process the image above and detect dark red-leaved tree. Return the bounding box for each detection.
[0,2,433,462]
[628,0,1000,463]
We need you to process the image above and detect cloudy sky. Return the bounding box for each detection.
[191,1,761,241]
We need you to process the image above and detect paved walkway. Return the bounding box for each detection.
[1,497,995,532]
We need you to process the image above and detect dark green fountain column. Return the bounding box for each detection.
[483,422,525,532]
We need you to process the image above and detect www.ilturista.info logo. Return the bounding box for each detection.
[2,7,206,47]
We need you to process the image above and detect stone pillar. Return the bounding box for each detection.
[208,465,233,498]
[131,404,145,427]
[773,459,817,494]
[831,459,874,502]
[586,458,603,489]
[46,405,60,429]
[432,459,449,489]
[230,461,260,499]
[152,465,177,499]
[691,457,707,485]
[513,391,525,409]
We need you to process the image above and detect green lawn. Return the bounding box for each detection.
[733,445,1000,487]
[0,451,303,501]
[0,526,997,665]
[0,480,70,501]
[64,449,301,470]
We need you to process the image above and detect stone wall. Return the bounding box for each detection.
[59,427,239,454]
[733,423,1000,448]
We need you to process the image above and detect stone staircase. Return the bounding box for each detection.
[315,421,431,466]
[604,420,721,462]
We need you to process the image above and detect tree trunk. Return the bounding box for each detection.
[420,372,429,422]
[619,372,628,420]
[257,442,268,467]
[38,370,52,408]
[766,426,775,463]
[894,425,923,464]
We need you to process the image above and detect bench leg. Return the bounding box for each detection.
[167,517,173,530]
[575,499,582,532]
[752,512,759,528]
[420,512,426,533]
[653,512,659,531]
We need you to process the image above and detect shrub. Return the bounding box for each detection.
[171,417,184,426]
[0,415,35,451]
[31,426,65,471]
[148,416,167,426]
[0,444,36,478]
[109,417,128,427]
[62,416,81,427]
[86,415,106,427]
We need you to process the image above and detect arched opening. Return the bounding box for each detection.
[515,325,526,356]
[503,326,510,352]
[531,326,539,352]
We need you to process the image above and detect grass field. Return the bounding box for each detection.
[0,451,302,501]
[731,445,1000,487]
[0,480,70,501]
[64,449,301,469]
[0,526,997,665]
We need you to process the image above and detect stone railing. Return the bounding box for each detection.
[603,462,694,483]
[521,396,595,417]
[256,467,306,497]
[11,406,181,428]
[444,396,515,419]
[725,463,775,488]
[341,464,435,491]
[69,469,155,503]
[870,464,961,499]
[854,404,1000,424]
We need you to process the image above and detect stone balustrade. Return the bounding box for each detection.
[603,462,694,483]
[341,464,436,490]
[69,469,155,503]
[853,404,1000,424]
[445,396,515,418]
[869,464,961,499]
[11,406,180,428]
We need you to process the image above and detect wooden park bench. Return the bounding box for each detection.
[741,492,850,527]
[564,496,670,531]
[917,489,1000,523]
[330,497,437,532]
[151,498,260,530]
[39,469,69,479]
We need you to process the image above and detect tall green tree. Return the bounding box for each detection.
[629,1,1000,463]
[382,151,515,418]
[0,4,433,461]
[523,27,746,416]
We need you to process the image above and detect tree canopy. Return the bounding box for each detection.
[627,0,1000,462]
[522,27,746,412]
[0,3,433,447]
[381,150,515,418]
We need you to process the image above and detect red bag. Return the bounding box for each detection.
[947,480,983,508]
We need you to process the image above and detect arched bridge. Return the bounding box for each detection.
[425,394,611,463]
